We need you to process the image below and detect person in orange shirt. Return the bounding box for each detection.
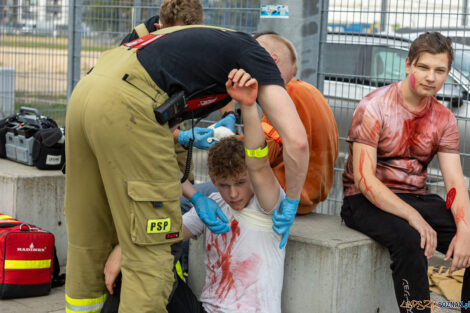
[255,32,339,215]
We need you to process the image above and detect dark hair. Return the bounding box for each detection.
[408,32,453,69]
[208,137,246,180]
[159,0,203,26]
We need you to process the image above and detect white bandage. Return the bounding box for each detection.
[207,125,235,143]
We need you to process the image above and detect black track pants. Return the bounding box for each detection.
[341,193,470,313]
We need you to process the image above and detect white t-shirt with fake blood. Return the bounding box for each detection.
[183,189,285,313]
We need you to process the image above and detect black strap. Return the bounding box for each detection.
[52,248,65,288]
[221,110,239,123]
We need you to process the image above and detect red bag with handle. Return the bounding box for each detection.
[0,214,55,299]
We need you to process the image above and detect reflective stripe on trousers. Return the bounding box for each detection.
[65,294,108,313]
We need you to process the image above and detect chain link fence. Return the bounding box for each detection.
[1,0,469,216]
[0,0,261,124]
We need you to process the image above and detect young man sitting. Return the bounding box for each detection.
[103,69,287,313]
[341,32,470,312]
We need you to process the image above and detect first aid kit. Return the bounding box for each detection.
[0,214,56,299]
[0,107,65,170]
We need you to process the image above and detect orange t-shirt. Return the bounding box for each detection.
[262,79,339,214]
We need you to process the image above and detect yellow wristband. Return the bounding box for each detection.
[244,142,268,158]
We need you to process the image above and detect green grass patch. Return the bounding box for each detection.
[0,35,111,52]
[1,38,109,52]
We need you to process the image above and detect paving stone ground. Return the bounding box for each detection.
[0,258,462,313]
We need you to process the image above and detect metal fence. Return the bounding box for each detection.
[0,0,261,124]
[1,0,469,216]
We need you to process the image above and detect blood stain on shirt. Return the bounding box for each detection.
[393,118,421,155]
[214,220,241,300]
[205,218,262,306]
[370,120,381,139]
[205,220,240,298]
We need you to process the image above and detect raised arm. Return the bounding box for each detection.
[437,152,470,273]
[225,69,280,212]
[257,84,308,200]
[353,142,437,259]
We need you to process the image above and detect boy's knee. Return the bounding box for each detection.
[393,229,423,256]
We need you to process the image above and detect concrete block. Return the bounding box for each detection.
[0,159,66,265]
[0,68,15,118]
[189,213,397,313]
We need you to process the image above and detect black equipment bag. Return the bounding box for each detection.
[32,127,65,170]
[0,107,65,170]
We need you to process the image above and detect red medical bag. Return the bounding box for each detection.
[0,214,55,299]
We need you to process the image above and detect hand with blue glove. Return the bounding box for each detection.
[189,191,230,234]
[178,127,214,150]
[272,197,299,249]
[214,114,237,133]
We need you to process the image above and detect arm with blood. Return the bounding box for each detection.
[438,152,470,272]
[352,142,438,259]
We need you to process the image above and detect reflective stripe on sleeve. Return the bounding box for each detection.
[65,294,108,313]
[5,259,51,269]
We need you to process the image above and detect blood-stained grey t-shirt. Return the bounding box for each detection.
[343,82,459,196]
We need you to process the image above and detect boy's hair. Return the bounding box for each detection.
[208,137,246,180]
[159,0,203,26]
[408,32,453,69]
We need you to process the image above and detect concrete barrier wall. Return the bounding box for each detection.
[188,213,398,313]
[0,159,67,265]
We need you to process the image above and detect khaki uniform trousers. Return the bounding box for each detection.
[65,46,183,313]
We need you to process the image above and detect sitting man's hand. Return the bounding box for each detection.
[272,197,299,249]
[214,114,237,133]
[104,245,122,295]
[178,127,214,150]
[444,222,470,274]
[189,191,230,234]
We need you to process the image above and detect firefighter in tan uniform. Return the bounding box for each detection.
[65,24,308,313]
[121,7,238,185]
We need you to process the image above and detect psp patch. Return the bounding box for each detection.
[147,218,171,234]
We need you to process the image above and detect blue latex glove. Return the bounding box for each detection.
[189,192,230,234]
[214,114,236,133]
[178,127,214,150]
[272,197,300,249]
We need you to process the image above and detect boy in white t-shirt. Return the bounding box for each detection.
[103,69,286,313]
